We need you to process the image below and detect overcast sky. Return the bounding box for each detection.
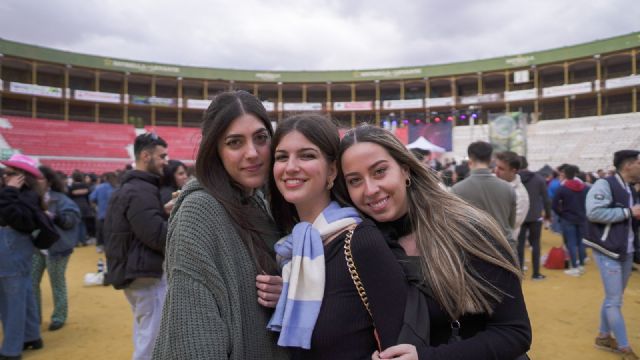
[0,0,638,71]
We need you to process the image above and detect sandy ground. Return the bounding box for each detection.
[5,228,640,360]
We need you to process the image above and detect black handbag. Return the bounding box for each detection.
[30,207,60,249]
[344,228,431,350]
[448,320,530,360]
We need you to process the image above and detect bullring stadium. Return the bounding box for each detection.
[0,31,639,174]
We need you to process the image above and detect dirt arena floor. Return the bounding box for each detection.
[6,228,640,359]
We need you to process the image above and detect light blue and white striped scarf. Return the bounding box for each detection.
[267,201,361,349]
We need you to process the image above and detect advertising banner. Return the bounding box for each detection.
[425,97,455,108]
[488,112,528,155]
[542,82,592,98]
[407,121,453,151]
[333,101,373,111]
[605,75,640,90]
[459,93,502,105]
[504,88,538,102]
[382,99,424,110]
[186,99,211,109]
[262,101,275,112]
[513,70,530,84]
[282,102,323,111]
[130,95,177,107]
[10,82,63,98]
[74,90,121,104]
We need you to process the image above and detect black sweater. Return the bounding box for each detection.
[377,217,532,360]
[417,257,531,359]
[290,219,408,360]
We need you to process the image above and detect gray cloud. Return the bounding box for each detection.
[0,0,637,70]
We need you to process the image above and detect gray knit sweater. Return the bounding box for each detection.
[152,179,289,360]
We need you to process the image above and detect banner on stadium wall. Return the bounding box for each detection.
[407,121,452,152]
[187,99,211,109]
[282,102,323,112]
[542,82,592,98]
[333,101,374,111]
[504,88,538,102]
[382,99,424,110]
[605,75,640,90]
[459,93,502,105]
[513,70,530,84]
[425,97,454,108]
[10,82,63,98]
[488,112,527,155]
[129,95,177,107]
[262,101,275,112]
[74,90,121,104]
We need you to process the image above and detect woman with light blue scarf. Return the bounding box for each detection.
[267,114,408,359]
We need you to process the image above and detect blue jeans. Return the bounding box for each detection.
[559,219,586,268]
[594,251,633,349]
[0,274,41,356]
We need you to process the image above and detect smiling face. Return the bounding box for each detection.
[173,165,189,188]
[145,145,168,177]
[273,130,336,222]
[218,114,272,193]
[341,141,409,223]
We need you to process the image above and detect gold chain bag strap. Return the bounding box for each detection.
[344,227,382,351]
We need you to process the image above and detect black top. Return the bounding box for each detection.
[377,217,532,360]
[69,182,94,218]
[417,257,531,359]
[0,186,40,233]
[290,219,408,360]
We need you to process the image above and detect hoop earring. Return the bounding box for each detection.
[327,180,334,190]
[405,177,412,187]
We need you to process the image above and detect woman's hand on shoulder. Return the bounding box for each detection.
[256,274,283,308]
[372,344,418,360]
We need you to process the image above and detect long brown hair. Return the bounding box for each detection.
[268,114,341,233]
[336,125,521,319]
[195,90,279,274]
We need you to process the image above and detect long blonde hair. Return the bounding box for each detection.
[336,125,521,320]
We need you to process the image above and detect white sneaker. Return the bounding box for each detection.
[564,268,581,277]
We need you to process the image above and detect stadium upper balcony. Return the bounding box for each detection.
[1,32,639,127]
[0,116,135,158]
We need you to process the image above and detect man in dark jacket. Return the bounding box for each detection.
[104,133,169,360]
[584,150,640,358]
[551,164,588,276]
[518,156,551,280]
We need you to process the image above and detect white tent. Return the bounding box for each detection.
[406,136,446,153]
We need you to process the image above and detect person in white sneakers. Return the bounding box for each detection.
[584,150,640,359]
[551,164,588,277]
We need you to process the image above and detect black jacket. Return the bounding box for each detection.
[519,170,551,223]
[104,170,168,289]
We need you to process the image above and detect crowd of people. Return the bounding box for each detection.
[0,89,638,360]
